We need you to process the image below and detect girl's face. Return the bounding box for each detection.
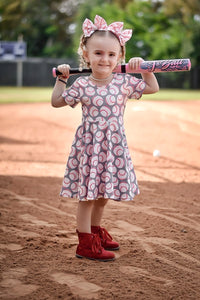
[83,32,122,79]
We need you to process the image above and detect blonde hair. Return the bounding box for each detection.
[78,31,126,69]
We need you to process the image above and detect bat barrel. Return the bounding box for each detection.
[140,58,191,73]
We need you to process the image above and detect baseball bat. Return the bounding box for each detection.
[52,58,191,78]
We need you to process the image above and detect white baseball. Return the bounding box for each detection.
[153,149,160,157]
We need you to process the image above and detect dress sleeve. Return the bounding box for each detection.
[62,79,81,108]
[126,75,146,100]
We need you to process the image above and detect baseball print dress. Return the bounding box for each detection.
[60,73,146,201]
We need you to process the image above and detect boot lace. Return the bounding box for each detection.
[91,234,103,254]
[99,227,113,243]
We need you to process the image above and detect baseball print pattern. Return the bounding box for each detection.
[60,73,146,201]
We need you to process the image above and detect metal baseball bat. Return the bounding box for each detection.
[52,58,191,78]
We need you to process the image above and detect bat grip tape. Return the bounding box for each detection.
[121,64,126,73]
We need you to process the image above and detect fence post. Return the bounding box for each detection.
[16,60,23,87]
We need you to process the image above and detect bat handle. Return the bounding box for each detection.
[52,65,140,77]
[52,67,92,78]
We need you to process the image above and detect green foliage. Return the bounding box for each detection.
[0,0,199,66]
[162,0,200,65]
[72,0,200,66]
[0,0,76,58]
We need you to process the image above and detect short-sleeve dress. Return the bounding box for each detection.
[60,73,146,201]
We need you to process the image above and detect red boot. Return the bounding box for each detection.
[91,226,120,251]
[76,230,115,261]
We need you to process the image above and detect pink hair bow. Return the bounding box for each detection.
[82,15,132,46]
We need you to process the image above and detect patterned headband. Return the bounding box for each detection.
[82,15,132,46]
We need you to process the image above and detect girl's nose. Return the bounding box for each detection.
[101,54,108,62]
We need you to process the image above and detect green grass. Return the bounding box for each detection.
[0,87,52,104]
[142,89,200,101]
[0,87,200,104]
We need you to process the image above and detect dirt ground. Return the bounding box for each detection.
[0,99,200,300]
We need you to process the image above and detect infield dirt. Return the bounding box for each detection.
[0,100,200,299]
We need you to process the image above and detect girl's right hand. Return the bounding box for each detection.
[57,64,70,79]
[51,64,70,108]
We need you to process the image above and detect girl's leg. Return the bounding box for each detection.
[91,198,108,226]
[76,200,94,233]
[91,198,119,251]
[76,199,115,261]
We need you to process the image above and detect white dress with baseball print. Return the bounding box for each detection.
[60,73,146,201]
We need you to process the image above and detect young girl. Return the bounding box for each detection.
[51,15,159,261]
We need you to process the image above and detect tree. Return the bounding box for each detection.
[162,0,200,65]
[0,0,81,57]
[125,1,187,60]
[0,0,199,66]
[72,0,200,66]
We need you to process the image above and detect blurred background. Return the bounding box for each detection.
[0,0,200,88]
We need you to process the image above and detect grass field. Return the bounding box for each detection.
[0,86,200,104]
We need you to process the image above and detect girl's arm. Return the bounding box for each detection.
[128,57,159,94]
[141,72,159,94]
[51,64,70,108]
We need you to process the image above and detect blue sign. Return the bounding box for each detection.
[0,41,27,60]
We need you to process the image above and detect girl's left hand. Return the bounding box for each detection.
[128,57,144,71]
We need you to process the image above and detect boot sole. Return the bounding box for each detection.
[105,246,120,251]
[76,254,115,262]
